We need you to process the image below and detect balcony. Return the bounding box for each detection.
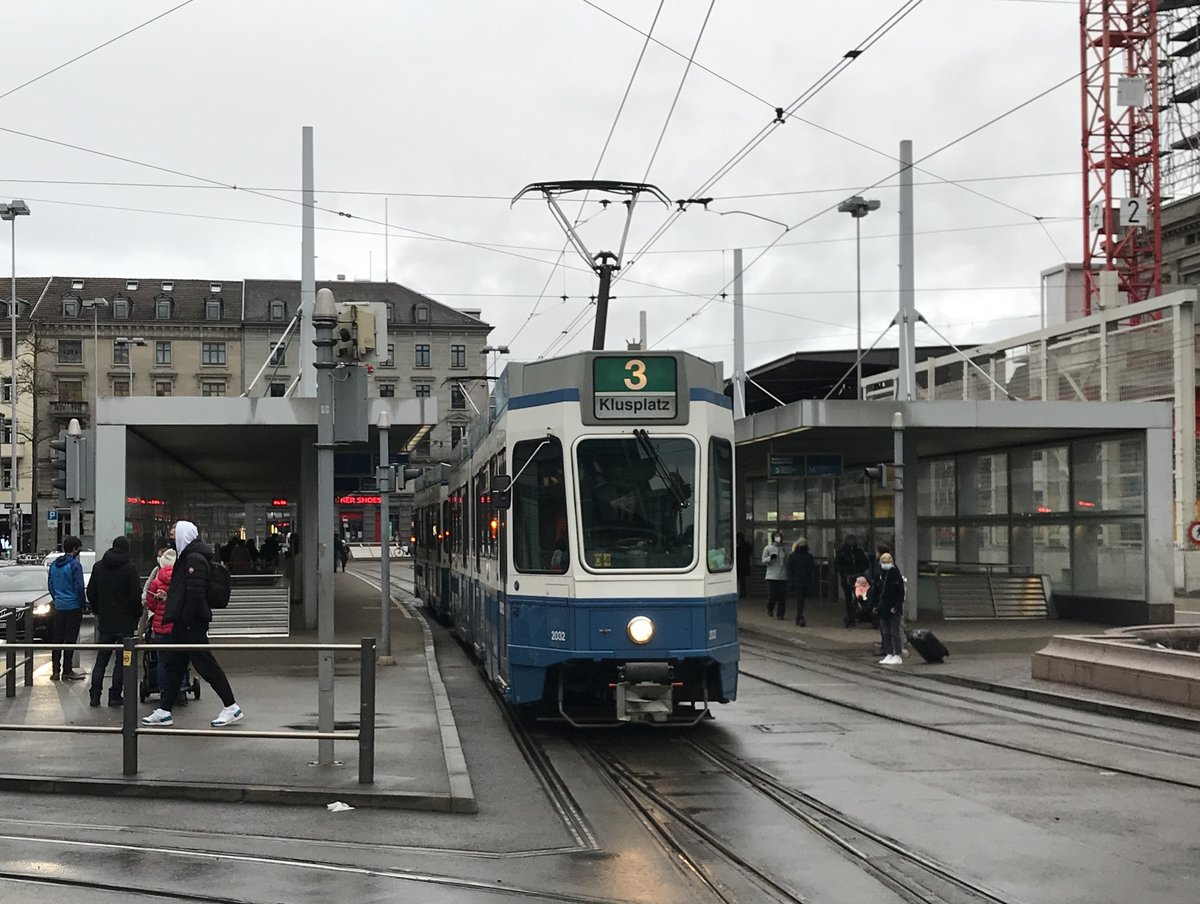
[50,400,89,419]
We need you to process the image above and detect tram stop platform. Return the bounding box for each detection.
[737,593,1200,731]
[0,568,474,813]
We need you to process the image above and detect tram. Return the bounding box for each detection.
[412,350,738,724]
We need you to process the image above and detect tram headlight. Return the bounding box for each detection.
[627,615,655,645]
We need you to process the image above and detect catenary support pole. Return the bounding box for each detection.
[898,140,917,402]
[313,287,338,765]
[9,221,18,552]
[592,260,615,351]
[298,127,317,398]
[733,248,745,419]
[378,410,394,664]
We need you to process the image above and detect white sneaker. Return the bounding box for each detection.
[891,655,903,665]
[141,708,173,726]
[879,656,893,664]
[882,655,901,665]
[211,704,243,727]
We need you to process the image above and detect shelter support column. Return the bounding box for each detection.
[1146,425,1174,620]
[93,425,127,549]
[1172,300,1195,546]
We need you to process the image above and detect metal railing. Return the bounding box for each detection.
[0,637,377,783]
[1,605,35,696]
[923,561,1033,576]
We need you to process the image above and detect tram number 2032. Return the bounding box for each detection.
[549,630,567,642]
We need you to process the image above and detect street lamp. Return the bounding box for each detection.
[1,200,30,553]
[114,336,146,395]
[481,344,510,378]
[82,298,109,414]
[837,195,881,400]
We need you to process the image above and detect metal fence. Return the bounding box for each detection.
[0,637,377,783]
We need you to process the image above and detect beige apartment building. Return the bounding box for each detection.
[26,276,491,551]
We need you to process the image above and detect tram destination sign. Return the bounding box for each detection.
[592,356,678,420]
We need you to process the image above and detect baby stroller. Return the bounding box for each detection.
[138,626,201,704]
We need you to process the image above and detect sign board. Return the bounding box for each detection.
[1189,521,1200,547]
[46,510,58,523]
[768,454,844,478]
[592,356,678,420]
[1119,197,1149,227]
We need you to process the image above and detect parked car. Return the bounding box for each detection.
[43,550,96,588]
[0,565,57,640]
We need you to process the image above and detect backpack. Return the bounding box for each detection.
[207,557,232,610]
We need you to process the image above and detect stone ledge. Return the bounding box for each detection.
[1031,633,1200,710]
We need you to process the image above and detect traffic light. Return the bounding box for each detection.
[334,304,378,360]
[49,429,83,502]
[863,463,902,490]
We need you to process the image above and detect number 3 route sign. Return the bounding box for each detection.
[1189,521,1200,547]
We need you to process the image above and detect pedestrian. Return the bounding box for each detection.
[47,535,87,681]
[228,539,253,576]
[761,531,788,620]
[141,520,244,728]
[786,537,815,627]
[735,533,751,598]
[144,548,180,705]
[871,552,905,665]
[333,534,346,572]
[834,535,869,628]
[86,536,143,707]
[339,535,350,572]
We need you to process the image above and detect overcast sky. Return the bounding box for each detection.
[0,0,1081,372]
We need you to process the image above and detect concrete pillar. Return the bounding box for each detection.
[1146,424,1175,618]
[300,438,317,630]
[93,424,127,550]
[1172,299,1196,545]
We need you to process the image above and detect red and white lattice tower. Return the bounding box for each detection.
[1081,0,1163,312]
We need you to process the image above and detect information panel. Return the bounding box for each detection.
[592,356,678,420]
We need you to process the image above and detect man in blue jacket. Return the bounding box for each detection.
[48,535,87,681]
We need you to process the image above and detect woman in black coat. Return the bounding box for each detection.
[870,552,905,664]
[786,538,815,627]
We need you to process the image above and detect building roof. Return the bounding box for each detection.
[243,279,490,330]
[28,277,243,324]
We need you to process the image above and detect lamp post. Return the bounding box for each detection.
[114,337,146,395]
[837,195,881,400]
[82,298,109,414]
[481,344,509,379]
[1,200,30,553]
[377,409,394,664]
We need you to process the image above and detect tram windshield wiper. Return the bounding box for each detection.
[633,428,691,509]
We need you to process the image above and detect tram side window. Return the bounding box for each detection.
[512,438,568,573]
[707,439,734,572]
[442,500,450,552]
[474,470,487,566]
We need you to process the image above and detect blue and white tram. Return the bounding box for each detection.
[413,350,738,724]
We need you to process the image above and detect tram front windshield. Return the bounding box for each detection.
[577,436,695,570]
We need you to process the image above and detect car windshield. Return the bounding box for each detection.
[44,551,95,573]
[576,436,696,570]
[0,568,50,593]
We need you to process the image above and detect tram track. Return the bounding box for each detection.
[737,638,1200,790]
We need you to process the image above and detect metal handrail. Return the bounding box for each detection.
[924,561,1034,576]
[0,637,377,784]
[1,604,35,696]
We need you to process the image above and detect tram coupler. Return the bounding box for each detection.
[615,661,673,723]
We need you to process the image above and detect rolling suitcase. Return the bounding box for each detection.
[906,628,948,664]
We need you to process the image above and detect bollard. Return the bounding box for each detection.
[4,614,14,698]
[358,637,376,784]
[122,638,138,775]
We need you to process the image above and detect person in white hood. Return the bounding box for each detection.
[141,520,244,728]
[761,531,789,620]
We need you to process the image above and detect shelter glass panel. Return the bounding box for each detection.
[1072,520,1144,600]
[1011,522,1070,589]
[1073,437,1144,513]
[918,524,957,562]
[957,523,1009,565]
[836,474,869,521]
[1011,445,1069,515]
[958,452,1008,516]
[805,477,835,521]
[752,479,776,524]
[777,478,804,523]
[918,459,955,517]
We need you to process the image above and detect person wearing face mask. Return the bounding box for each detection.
[761,532,789,620]
[870,552,905,664]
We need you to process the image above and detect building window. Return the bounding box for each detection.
[0,462,11,490]
[155,381,172,397]
[451,344,466,368]
[61,297,79,318]
[155,297,172,320]
[451,385,466,409]
[113,380,130,397]
[1,337,10,359]
[451,425,465,449]
[379,383,395,398]
[205,299,222,321]
[58,340,83,364]
[269,299,286,321]
[202,342,227,365]
[0,418,10,444]
[268,382,287,397]
[155,341,172,365]
[113,341,130,365]
[383,344,394,367]
[415,384,431,398]
[415,344,430,368]
[385,302,395,322]
[112,297,130,319]
[0,378,10,404]
[269,341,286,366]
[202,381,226,397]
[58,379,83,402]
[414,304,429,323]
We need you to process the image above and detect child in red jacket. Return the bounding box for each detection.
[144,548,178,703]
